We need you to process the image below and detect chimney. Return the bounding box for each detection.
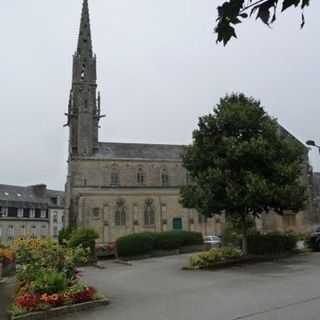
[31,184,47,198]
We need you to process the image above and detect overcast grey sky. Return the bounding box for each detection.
[0,0,319,190]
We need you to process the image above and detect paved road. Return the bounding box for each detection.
[60,253,320,320]
[2,254,320,320]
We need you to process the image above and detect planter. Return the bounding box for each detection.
[183,252,298,271]
[8,298,110,320]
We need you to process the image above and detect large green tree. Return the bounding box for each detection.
[215,0,311,45]
[180,93,307,253]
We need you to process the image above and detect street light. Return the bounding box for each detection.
[306,140,320,154]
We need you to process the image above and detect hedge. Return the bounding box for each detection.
[116,232,156,257]
[247,232,297,255]
[116,231,203,257]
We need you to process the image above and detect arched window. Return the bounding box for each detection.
[111,166,120,186]
[137,168,145,185]
[115,199,126,226]
[144,199,155,226]
[161,168,169,186]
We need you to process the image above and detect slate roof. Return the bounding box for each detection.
[0,184,46,204]
[0,184,64,208]
[95,142,185,161]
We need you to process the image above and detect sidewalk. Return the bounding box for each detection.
[0,277,15,319]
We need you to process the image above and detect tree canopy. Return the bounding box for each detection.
[180,93,307,230]
[215,0,311,45]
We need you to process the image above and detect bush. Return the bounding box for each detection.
[116,231,203,257]
[116,232,156,257]
[32,271,67,295]
[189,247,241,269]
[58,226,76,245]
[247,232,297,255]
[68,229,99,256]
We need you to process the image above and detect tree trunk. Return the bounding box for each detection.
[241,215,248,255]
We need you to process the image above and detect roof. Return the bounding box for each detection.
[0,184,64,208]
[93,142,185,161]
[0,184,46,204]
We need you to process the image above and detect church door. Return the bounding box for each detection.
[172,217,183,230]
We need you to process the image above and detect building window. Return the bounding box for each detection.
[17,208,24,218]
[53,226,58,238]
[8,225,14,240]
[30,209,35,219]
[20,225,26,237]
[115,199,126,226]
[161,169,169,186]
[1,207,8,217]
[111,167,120,186]
[92,208,100,219]
[137,168,145,185]
[41,210,46,219]
[31,226,37,239]
[53,212,58,223]
[144,199,155,226]
[198,214,207,224]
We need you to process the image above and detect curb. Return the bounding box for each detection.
[8,298,110,320]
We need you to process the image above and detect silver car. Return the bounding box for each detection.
[204,235,222,248]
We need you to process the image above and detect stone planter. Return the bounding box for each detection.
[8,298,110,320]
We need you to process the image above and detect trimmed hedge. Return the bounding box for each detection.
[116,232,156,257]
[116,231,203,257]
[247,233,297,255]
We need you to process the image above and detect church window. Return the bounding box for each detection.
[144,199,155,226]
[137,168,145,185]
[115,199,126,226]
[161,169,169,186]
[111,167,120,186]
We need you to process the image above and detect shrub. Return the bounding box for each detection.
[247,232,297,255]
[153,231,184,250]
[116,231,203,257]
[69,229,99,257]
[189,247,241,269]
[116,232,156,257]
[32,271,67,295]
[58,226,77,245]
[153,231,203,250]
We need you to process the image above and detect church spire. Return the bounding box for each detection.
[77,0,93,57]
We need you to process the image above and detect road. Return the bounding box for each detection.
[64,253,320,320]
[2,253,320,320]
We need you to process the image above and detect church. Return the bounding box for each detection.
[64,0,315,244]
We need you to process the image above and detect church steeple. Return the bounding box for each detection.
[65,0,104,158]
[77,0,93,57]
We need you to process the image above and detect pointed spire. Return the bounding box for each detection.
[77,0,93,57]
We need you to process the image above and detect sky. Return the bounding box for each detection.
[0,0,319,190]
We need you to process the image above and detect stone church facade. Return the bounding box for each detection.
[65,1,315,244]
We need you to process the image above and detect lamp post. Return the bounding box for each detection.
[306,140,320,153]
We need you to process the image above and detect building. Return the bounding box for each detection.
[47,190,65,240]
[65,0,315,244]
[0,184,64,245]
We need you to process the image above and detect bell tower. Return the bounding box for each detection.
[65,0,104,157]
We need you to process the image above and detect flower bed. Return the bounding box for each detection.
[188,247,242,270]
[7,239,108,318]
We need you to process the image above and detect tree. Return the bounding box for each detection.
[215,0,311,45]
[180,93,307,253]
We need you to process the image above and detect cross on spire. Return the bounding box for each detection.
[77,0,93,57]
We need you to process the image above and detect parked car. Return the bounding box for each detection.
[203,235,222,248]
[309,226,320,251]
